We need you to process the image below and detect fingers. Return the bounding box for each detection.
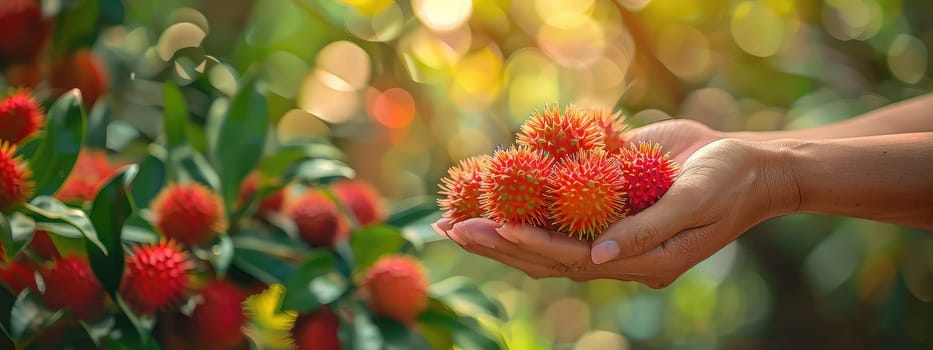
[495,224,592,267]
[446,218,567,278]
[592,187,700,264]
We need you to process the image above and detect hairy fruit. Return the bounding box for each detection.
[0,0,52,63]
[286,191,347,247]
[362,255,429,325]
[40,256,106,320]
[121,241,193,314]
[618,142,679,214]
[547,151,627,239]
[437,155,488,224]
[291,308,341,350]
[516,104,604,160]
[55,149,117,203]
[189,280,248,349]
[331,179,386,226]
[0,90,44,144]
[481,146,554,226]
[0,141,33,208]
[151,183,228,246]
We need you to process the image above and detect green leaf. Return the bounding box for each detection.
[232,248,295,285]
[13,134,42,159]
[281,251,344,313]
[430,277,505,318]
[130,154,166,209]
[22,197,104,254]
[210,75,269,216]
[87,165,137,297]
[350,225,409,276]
[85,99,111,149]
[52,0,100,56]
[385,198,440,228]
[207,235,234,276]
[373,316,433,350]
[418,298,503,350]
[29,90,86,196]
[291,159,355,185]
[8,290,65,344]
[342,300,382,350]
[163,82,188,152]
[0,286,13,339]
[171,146,221,190]
[0,213,35,261]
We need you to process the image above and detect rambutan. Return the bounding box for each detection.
[618,142,679,215]
[480,146,554,226]
[50,49,109,108]
[331,179,386,226]
[286,191,348,247]
[238,174,284,217]
[0,261,36,294]
[55,149,117,203]
[40,256,105,320]
[437,155,488,224]
[4,60,47,88]
[0,90,44,144]
[189,280,248,349]
[590,108,628,155]
[516,104,604,160]
[30,230,59,260]
[291,308,341,350]
[151,183,228,246]
[0,141,33,208]
[121,240,193,315]
[0,0,52,63]
[362,255,428,325]
[546,151,627,240]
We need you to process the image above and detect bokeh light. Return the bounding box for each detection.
[413,0,473,32]
[157,22,206,61]
[368,87,416,129]
[730,1,785,57]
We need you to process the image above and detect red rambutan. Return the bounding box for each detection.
[30,230,59,260]
[516,104,604,160]
[618,142,679,215]
[0,90,44,144]
[331,179,386,226]
[55,149,117,203]
[50,49,109,108]
[286,191,348,247]
[437,155,488,224]
[238,174,284,217]
[40,256,106,320]
[480,146,554,226]
[3,60,47,88]
[291,308,341,350]
[589,108,628,155]
[189,280,248,349]
[546,151,627,240]
[0,141,33,208]
[362,255,428,325]
[121,240,193,315]
[151,183,228,246]
[0,261,36,294]
[0,0,52,63]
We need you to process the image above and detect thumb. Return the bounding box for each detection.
[590,190,696,264]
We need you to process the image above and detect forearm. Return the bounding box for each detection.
[729,93,933,141]
[757,133,933,229]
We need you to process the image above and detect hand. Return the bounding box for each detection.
[433,137,798,288]
[623,118,723,164]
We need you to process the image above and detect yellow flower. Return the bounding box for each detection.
[243,284,298,350]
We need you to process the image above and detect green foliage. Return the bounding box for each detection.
[29,91,86,197]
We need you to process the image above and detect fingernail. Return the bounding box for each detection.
[591,241,619,264]
[456,226,496,249]
[494,224,519,244]
[430,223,449,238]
[472,234,496,249]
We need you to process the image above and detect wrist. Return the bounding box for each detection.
[744,139,805,217]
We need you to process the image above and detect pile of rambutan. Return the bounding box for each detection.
[438,104,680,240]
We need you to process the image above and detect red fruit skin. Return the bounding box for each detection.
[590,108,628,156]
[0,90,44,144]
[437,155,488,224]
[480,146,555,226]
[55,149,116,203]
[0,261,36,294]
[0,141,33,208]
[292,308,341,350]
[121,241,193,315]
[516,104,604,160]
[40,256,105,320]
[238,174,284,216]
[50,49,109,108]
[546,151,627,240]
[0,0,52,63]
[3,60,47,88]
[332,179,386,226]
[30,230,59,260]
[189,280,247,349]
[363,255,429,325]
[618,142,679,215]
[287,191,348,247]
[151,183,228,246]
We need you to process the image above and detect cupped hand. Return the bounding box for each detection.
[433,135,798,288]
[623,118,724,164]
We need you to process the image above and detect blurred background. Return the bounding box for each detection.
[33,0,933,348]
